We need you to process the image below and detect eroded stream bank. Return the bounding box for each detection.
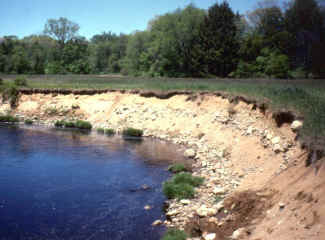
[2,90,323,240]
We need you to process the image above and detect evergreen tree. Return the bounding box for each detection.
[197,1,240,77]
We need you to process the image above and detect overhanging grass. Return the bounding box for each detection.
[1,74,325,142]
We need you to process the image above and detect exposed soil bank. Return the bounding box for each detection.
[1,90,324,240]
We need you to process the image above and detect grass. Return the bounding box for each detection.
[0,115,19,123]
[168,163,187,173]
[54,120,92,130]
[0,74,325,143]
[122,127,143,137]
[161,229,187,240]
[24,119,33,125]
[163,172,204,200]
[105,128,116,136]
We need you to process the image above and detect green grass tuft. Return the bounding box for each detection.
[0,115,19,123]
[105,128,116,136]
[24,119,33,125]
[14,77,27,87]
[168,163,187,173]
[122,127,143,137]
[75,120,92,130]
[161,229,187,240]
[163,172,204,200]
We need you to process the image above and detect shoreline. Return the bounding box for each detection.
[0,90,313,239]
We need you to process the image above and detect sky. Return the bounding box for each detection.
[1,0,266,39]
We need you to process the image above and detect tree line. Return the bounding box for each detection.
[0,0,324,78]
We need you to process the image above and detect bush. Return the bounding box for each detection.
[75,120,92,130]
[2,86,19,108]
[54,120,65,128]
[0,115,19,123]
[161,229,187,240]
[163,172,204,200]
[168,163,187,173]
[14,77,27,87]
[122,128,143,137]
[24,119,33,125]
[97,128,105,134]
[105,128,116,136]
[0,78,3,85]
[64,121,76,128]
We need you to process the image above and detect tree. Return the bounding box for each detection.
[196,1,240,77]
[44,17,80,47]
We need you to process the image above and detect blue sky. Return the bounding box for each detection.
[1,0,263,39]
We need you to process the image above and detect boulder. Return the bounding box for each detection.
[291,120,303,131]
[184,149,196,158]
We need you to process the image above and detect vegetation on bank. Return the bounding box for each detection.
[163,172,204,200]
[54,120,92,130]
[0,114,19,123]
[97,128,116,136]
[168,163,187,174]
[24,119,33,125]
[161,229,187,240]
[122,127,143,138]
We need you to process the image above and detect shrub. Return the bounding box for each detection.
[163,173,204,200]
[2,86,19,108]
[168,163,187,173]
[0,115,19,123]
[64,121,76,128]
[24,119,33,125]
[97,128,105,134]
[105,128,116,136]
[54,120,65,128]
[14,77,27,87]
[75,120,92,130]
[122,128,143,137]
[0,78,3,85]
[161,229,187,240]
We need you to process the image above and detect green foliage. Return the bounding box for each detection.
[2,86,19,108]
[0,78,3,85]
[24,119,33,125]
[163,172,204,200]
[97,128,105,133]
[122,128,143,137]
[75,120,92,130]
[265,52,289,78]
[14,77,27,86]
[54,120,65,127]
[105,128,116,136]
[168,163,187,173]
[0,115,19,123]
[161,229,187,240]
[54,120,92,130]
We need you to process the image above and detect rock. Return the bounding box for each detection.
[184,149,196,158]
[271,137,281,145]
[152,220,163,226]
[215,200,224,211]
[291,120,303,131]
[213,187,225,195]
[246,126,254,135]
[167,209,178,216]
[197,205,217,217]
[203,233,217,240]
[180,199,191,205]
[279,202,286,209]
[144,205,152,210]
[273,144,283,153]
[266,133,273,140]
[231,228,246,239]
[141,184,150,190]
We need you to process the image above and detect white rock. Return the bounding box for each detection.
[167,209,178,216]
[213,187,225,195]
[204,233,217,240]
[231,228,246,239]
[291,120,303,131]
[246,126,254,135]
[152,220,163,226]
[184,149,196,158]
[271,136,281,144]
[196,205,208,217]
[273,144,283,153]
[180,199,191,205]
[214,200,224,211]
[144,205,151,210]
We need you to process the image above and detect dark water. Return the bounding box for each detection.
[0,126,174,240]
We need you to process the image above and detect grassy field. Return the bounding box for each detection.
[1,74,325,144]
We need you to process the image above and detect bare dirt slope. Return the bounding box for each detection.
[0,91,323,240]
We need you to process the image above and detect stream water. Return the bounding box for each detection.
[0,125,179,240]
